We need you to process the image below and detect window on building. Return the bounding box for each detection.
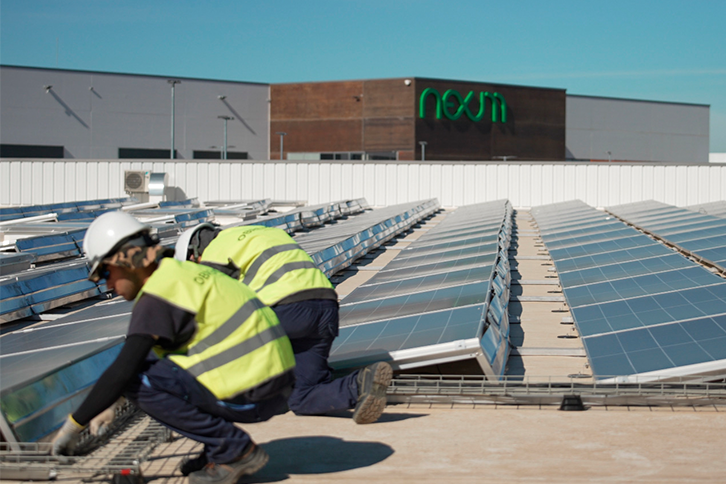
[119,148,177,159]
[0,144,64,158]
[193,150,248,160]
[366,151,397,160]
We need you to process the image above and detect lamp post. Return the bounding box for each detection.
[419,141,427,161]
[217,115,234,160]
[276,132,287,160]
[167,80,181,159]
[606,151,612,162]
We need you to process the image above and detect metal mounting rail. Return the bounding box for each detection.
[387,375,726,407]
[0,412,171,481]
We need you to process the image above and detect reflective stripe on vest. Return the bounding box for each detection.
[201,226,334,306]
[242,243,300,286]
[138,258,295,400]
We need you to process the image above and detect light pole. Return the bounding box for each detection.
[606,151,612,162]
[167,80,181,159]
[218,115,234,160]
[419,141,427,161]
[276,132,287,160]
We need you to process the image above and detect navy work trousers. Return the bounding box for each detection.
[273,299,359,415]
[124,357,289,464]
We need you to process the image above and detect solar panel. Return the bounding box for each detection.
[297,199,441,277]
[532,199,726,382]
[330,200,513,379]
[0,299,131,442]
[686,201,726,218]
[564,267,722,308]
[608,200,726,271]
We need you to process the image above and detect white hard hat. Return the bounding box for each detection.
[83,211,151,280]
[174,223,216,261]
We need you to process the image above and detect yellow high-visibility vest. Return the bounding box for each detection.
[200,225,335,306]
[137,258,295,401]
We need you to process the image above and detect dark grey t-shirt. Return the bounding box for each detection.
[128,293,198,350]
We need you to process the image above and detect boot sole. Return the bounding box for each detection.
[188,446,269,484]
[353,363,393,424]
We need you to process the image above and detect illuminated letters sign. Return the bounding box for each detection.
[419,88,507,123]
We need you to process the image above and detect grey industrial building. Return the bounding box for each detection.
[0,65,710,163]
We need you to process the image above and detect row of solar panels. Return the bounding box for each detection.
[607,200,726,271]
[0,197,133,222]
[532,200,726,383]
[0,198,440,443]
[329,200,514,379]
[0,198,371,324]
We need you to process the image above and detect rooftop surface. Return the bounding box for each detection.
[3,208,725,483]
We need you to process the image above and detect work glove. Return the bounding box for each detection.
[51,415,85,456]
[89,397,125,436]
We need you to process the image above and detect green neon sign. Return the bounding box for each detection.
[419,88,507,123]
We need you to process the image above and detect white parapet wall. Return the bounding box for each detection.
[1,159,725,208]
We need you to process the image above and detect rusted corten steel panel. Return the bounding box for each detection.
[415,78,566,161]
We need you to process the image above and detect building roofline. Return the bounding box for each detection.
[0,64,269,87]
[566,93,709,108]
[271,76,566,92]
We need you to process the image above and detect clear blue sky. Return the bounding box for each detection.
[2,0,725,152]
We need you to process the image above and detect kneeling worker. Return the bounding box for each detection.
[175,223,393,424]
[53,212,296,484]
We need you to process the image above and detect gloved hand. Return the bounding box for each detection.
[89,397,125,436]
[51,415,85,456]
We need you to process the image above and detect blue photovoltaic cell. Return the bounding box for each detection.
[607,201,726,271]
[395,235,499,258]
[339,281,490,327]
[675,235,726,251]
[563,267,723,308]
[553,243,672,274]
[572,283,726,338]
[694,247,726,265]
[373,253,498,283]
[330,200,512,377]
[540,218,620,237]
[533,200,726,380]
[548,235,652,261]
[643,214,715,231]
[413,224,502,244]
[655,220,726,236]
[543,227,640,250]
[330,305,486,368]
[539,220,623,243]
[342,265,493,304]
[558,254,693,288]
[387,242,499,270]
[670,226,726,244]
[584,314,726,377]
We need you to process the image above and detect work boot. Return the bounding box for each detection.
[188,443,268,484]
[179,452,208,476]
[352,361,393,424]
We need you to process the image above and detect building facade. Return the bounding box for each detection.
[0,66,271,160]
[271,78,566,161]
[0,66,710,163]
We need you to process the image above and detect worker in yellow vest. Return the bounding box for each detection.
[52,212,296,484]
[175,223,392,425]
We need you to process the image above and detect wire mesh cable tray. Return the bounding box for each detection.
[0,410,172,481]
[387,375,726,406]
